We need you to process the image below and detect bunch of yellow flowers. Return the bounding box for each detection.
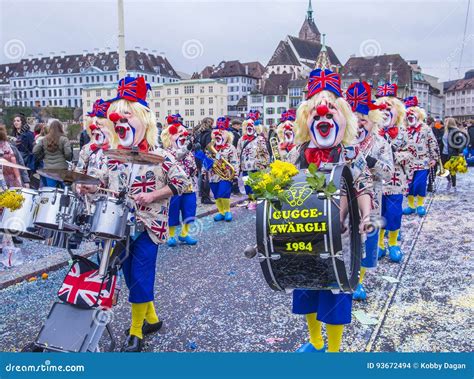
[0,190,25,211]
[247,160,299,200]
[444,156,468,175]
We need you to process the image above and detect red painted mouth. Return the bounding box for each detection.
[115,125,129,139]
[316,122,333,137]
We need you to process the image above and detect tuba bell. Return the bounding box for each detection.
[206,143,235,181]
[436,158,450,177]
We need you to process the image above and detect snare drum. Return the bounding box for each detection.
[89,197,128,239]
[256,165,361,293]
[0,188,44,240]
[34,187,81,232]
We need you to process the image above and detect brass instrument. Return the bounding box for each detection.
[269,135,281,162]
[436,158,450,177]
[206,143,235,180]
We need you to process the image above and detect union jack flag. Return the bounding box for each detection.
[131,175,156,194]
[58,260,116,309]
[345,82,369,112]
[117,79,138,101]
[216,117,230,130]
[150,219,168,240]
[307,69,341,99]
[389,172,402,186]
[376,83,398,98]
[247,110,261,121]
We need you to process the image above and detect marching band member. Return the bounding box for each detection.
[292,69,373,353]
[161,122,199,246]
[237,110,270,210]
[197,117,239,222]
[374,83,412,263]
[275,109,298,164]
[76,99,117,184]
[402,96,439,216]
[79,76,189,352]
[345,81,394,301]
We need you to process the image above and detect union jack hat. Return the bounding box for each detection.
[404,96,419,108]
[345,81,381,115]
[307,68,342,99]
[110,76,151,107]
[87,99,110,118]
[375,83,398,98]
[215,116,230,130]
[280,109,296,122]
[166,114,183,125]
[246,110,261,126]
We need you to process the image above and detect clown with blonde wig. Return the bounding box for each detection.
[196,117,239,221]
[374,83,413,264]
[345,81,394,302]
[237,110,270,209]
[275,109,298,164]
[161,122,199,247]
[79,76,189,352]
[76,99,117,186]
[402,96,439,217]
[292,69,374,353]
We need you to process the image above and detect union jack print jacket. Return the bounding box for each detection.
[166,147,198,193]
[405,123,440,174]
[237,135,270,172]
[106,147,190,244]
[76,143,109,185]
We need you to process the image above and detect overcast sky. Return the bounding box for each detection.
[0,0,472,82]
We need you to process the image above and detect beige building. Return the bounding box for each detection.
[82,78,228,128]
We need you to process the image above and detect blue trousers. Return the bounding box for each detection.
[210,180,232,199]
[168,192,197,227]
[361,230,379,269]
[408,169,429,197]
[41,177,64,188]
[381,194,403,231]
[243,170,257,195]
[292,289,352,325]
[120,231,158,303]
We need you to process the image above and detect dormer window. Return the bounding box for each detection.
[59,69,63,73]
[78,62,83,67]
[68,68,72,73]
[46,64,50,69]
[104,66,108,70]
[101,60,105,64]
[34,65,38,69]
[139,65,144,70]
[113,59,118,64]
[57,63,61,68]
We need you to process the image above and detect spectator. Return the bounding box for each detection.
[441,118,466,192]
[230,119,243,194]
[11,114,35,171]
[195,117,214,204]
[9,143,30,188]
[0,124,22,188]
[34,123,47,143]
[79,125,91,150]
[33,120,72,188]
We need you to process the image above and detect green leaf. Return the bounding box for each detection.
[325,180,337,194]
[308,163,317,175]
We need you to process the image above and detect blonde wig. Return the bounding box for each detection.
[367,109,384,133]
[444,117,458,132]
[374,96,406,128]
[242,119,265,136]
[160,124,185,149]
[295,90,358,146]
[107,99,158,148]
[212,129,234,146]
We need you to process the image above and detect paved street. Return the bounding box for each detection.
[0,171,472,352]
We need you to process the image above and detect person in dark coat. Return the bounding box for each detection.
[11,114,35,172]
[230,119,242,194]
[79,128,91,150]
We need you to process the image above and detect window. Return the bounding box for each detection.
[277,95,286,102]
[155,112,160,118]
[154,91,160,97]
[209,86,213,93]
[167,99,171,106]
[200,86,205,94]
[266,96,275,103]
[266,118,274,126]
[189,121,195,128]
[200,109,205,116]
[209,97,214,104]
[200,98,205,105]
[59,89,62,96]
[184,85,194,94]
[185,109,190,116]
[175,99,179,106]
[107,89,112,96]
[174,88,179,95]
[277,107,286,114]
[96,90,101,97]
[54,89,57,97]
[209,108,214,115]
[154,102,160,108]
[266,107,275,115]
[167,88,171,95]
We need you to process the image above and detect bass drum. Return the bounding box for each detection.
[256,164,361,293]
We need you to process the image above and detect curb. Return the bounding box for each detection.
[0,197,247,290]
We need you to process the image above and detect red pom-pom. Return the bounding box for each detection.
[89,124,98,131]
[109,112,121,122]
[316,104,329,116]
[168,124,179,135]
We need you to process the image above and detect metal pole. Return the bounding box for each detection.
[118,0,126,78]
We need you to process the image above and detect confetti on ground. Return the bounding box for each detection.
[380,276,400,284]
[353,310,379,325]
